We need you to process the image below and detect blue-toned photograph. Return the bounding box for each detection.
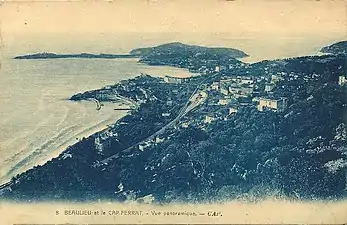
[0,0,346,213]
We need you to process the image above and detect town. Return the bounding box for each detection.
[71,53,347,169]
[2,41,347,203]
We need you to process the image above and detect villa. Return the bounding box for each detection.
[257,97,288,112]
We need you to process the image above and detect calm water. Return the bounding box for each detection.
[0,34,344,184]
[0,58,195,184]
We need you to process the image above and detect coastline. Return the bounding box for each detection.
[0,101,129,185]
[2,40,346,203]
[13,53,139,60]
[0,64,197,186]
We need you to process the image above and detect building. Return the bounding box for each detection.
[139,141,152,151]
[163,76,186,84]
[218,98,229,105]
[228,77,253,85]
[338,76,346,86]
[264,83,275,92]
[94,137,103,152]
[240,78,254,85]
[204,114,216,123]
[228,86,253,96]
[215,65,227,72]
[181,122,189,128]
[229,107,238,115]
[162,112,171,117]
[155,136,165,144]
[228,64,235,70]
[210,82,220,91]
[257,97,288,112]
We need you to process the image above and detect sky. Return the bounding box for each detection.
[0,0,346,57]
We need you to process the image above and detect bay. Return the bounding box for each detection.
[0,58,195,184]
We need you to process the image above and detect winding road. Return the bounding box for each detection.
[92,79,210,168]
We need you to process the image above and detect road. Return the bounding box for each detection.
[113,94,138,107]
[92,81,209,168]
[0,180,13,193]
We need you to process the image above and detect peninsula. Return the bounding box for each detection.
[14,52,138,59]
[13,42,249,73]
[2,41,346,204]
[131,42,248,71]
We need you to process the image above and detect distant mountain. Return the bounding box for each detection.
[130,42,249,59]
[14,52,138,59]
[14,43,248,70]
[2,45,347,203]
[320,41,347,55]
[128,42,247,70]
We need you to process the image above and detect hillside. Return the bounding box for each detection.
[130,42,248,58]
[320,41,347,55]
[1,41,346,203]
[129,42,247,71]
[1,51,346,203]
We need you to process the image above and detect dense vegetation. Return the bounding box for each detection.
[1,42,347,203]
[320,41,347,55]
[130,42,248,58]
[130,42,247,71]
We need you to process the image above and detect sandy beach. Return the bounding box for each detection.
[0,101,128,185]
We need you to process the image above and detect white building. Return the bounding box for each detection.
[228,86,253,95]
[139,141,152,151]
[162,112,171,117]
[204,115,216,124]
[155,136,165,144]
[163,76,186,84]
[181,122,189,128]
[229,107,238,115]
[240,78,254,85]
[257,97,288,112]
[215,65,227,72]
[218,98,229,106]
[210,82,220,91]
[94,137,103,152]
[229,77,253,85]
[338,76,346,86]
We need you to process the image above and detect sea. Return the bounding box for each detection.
[0,57,195,184]
[0,34,344,184]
